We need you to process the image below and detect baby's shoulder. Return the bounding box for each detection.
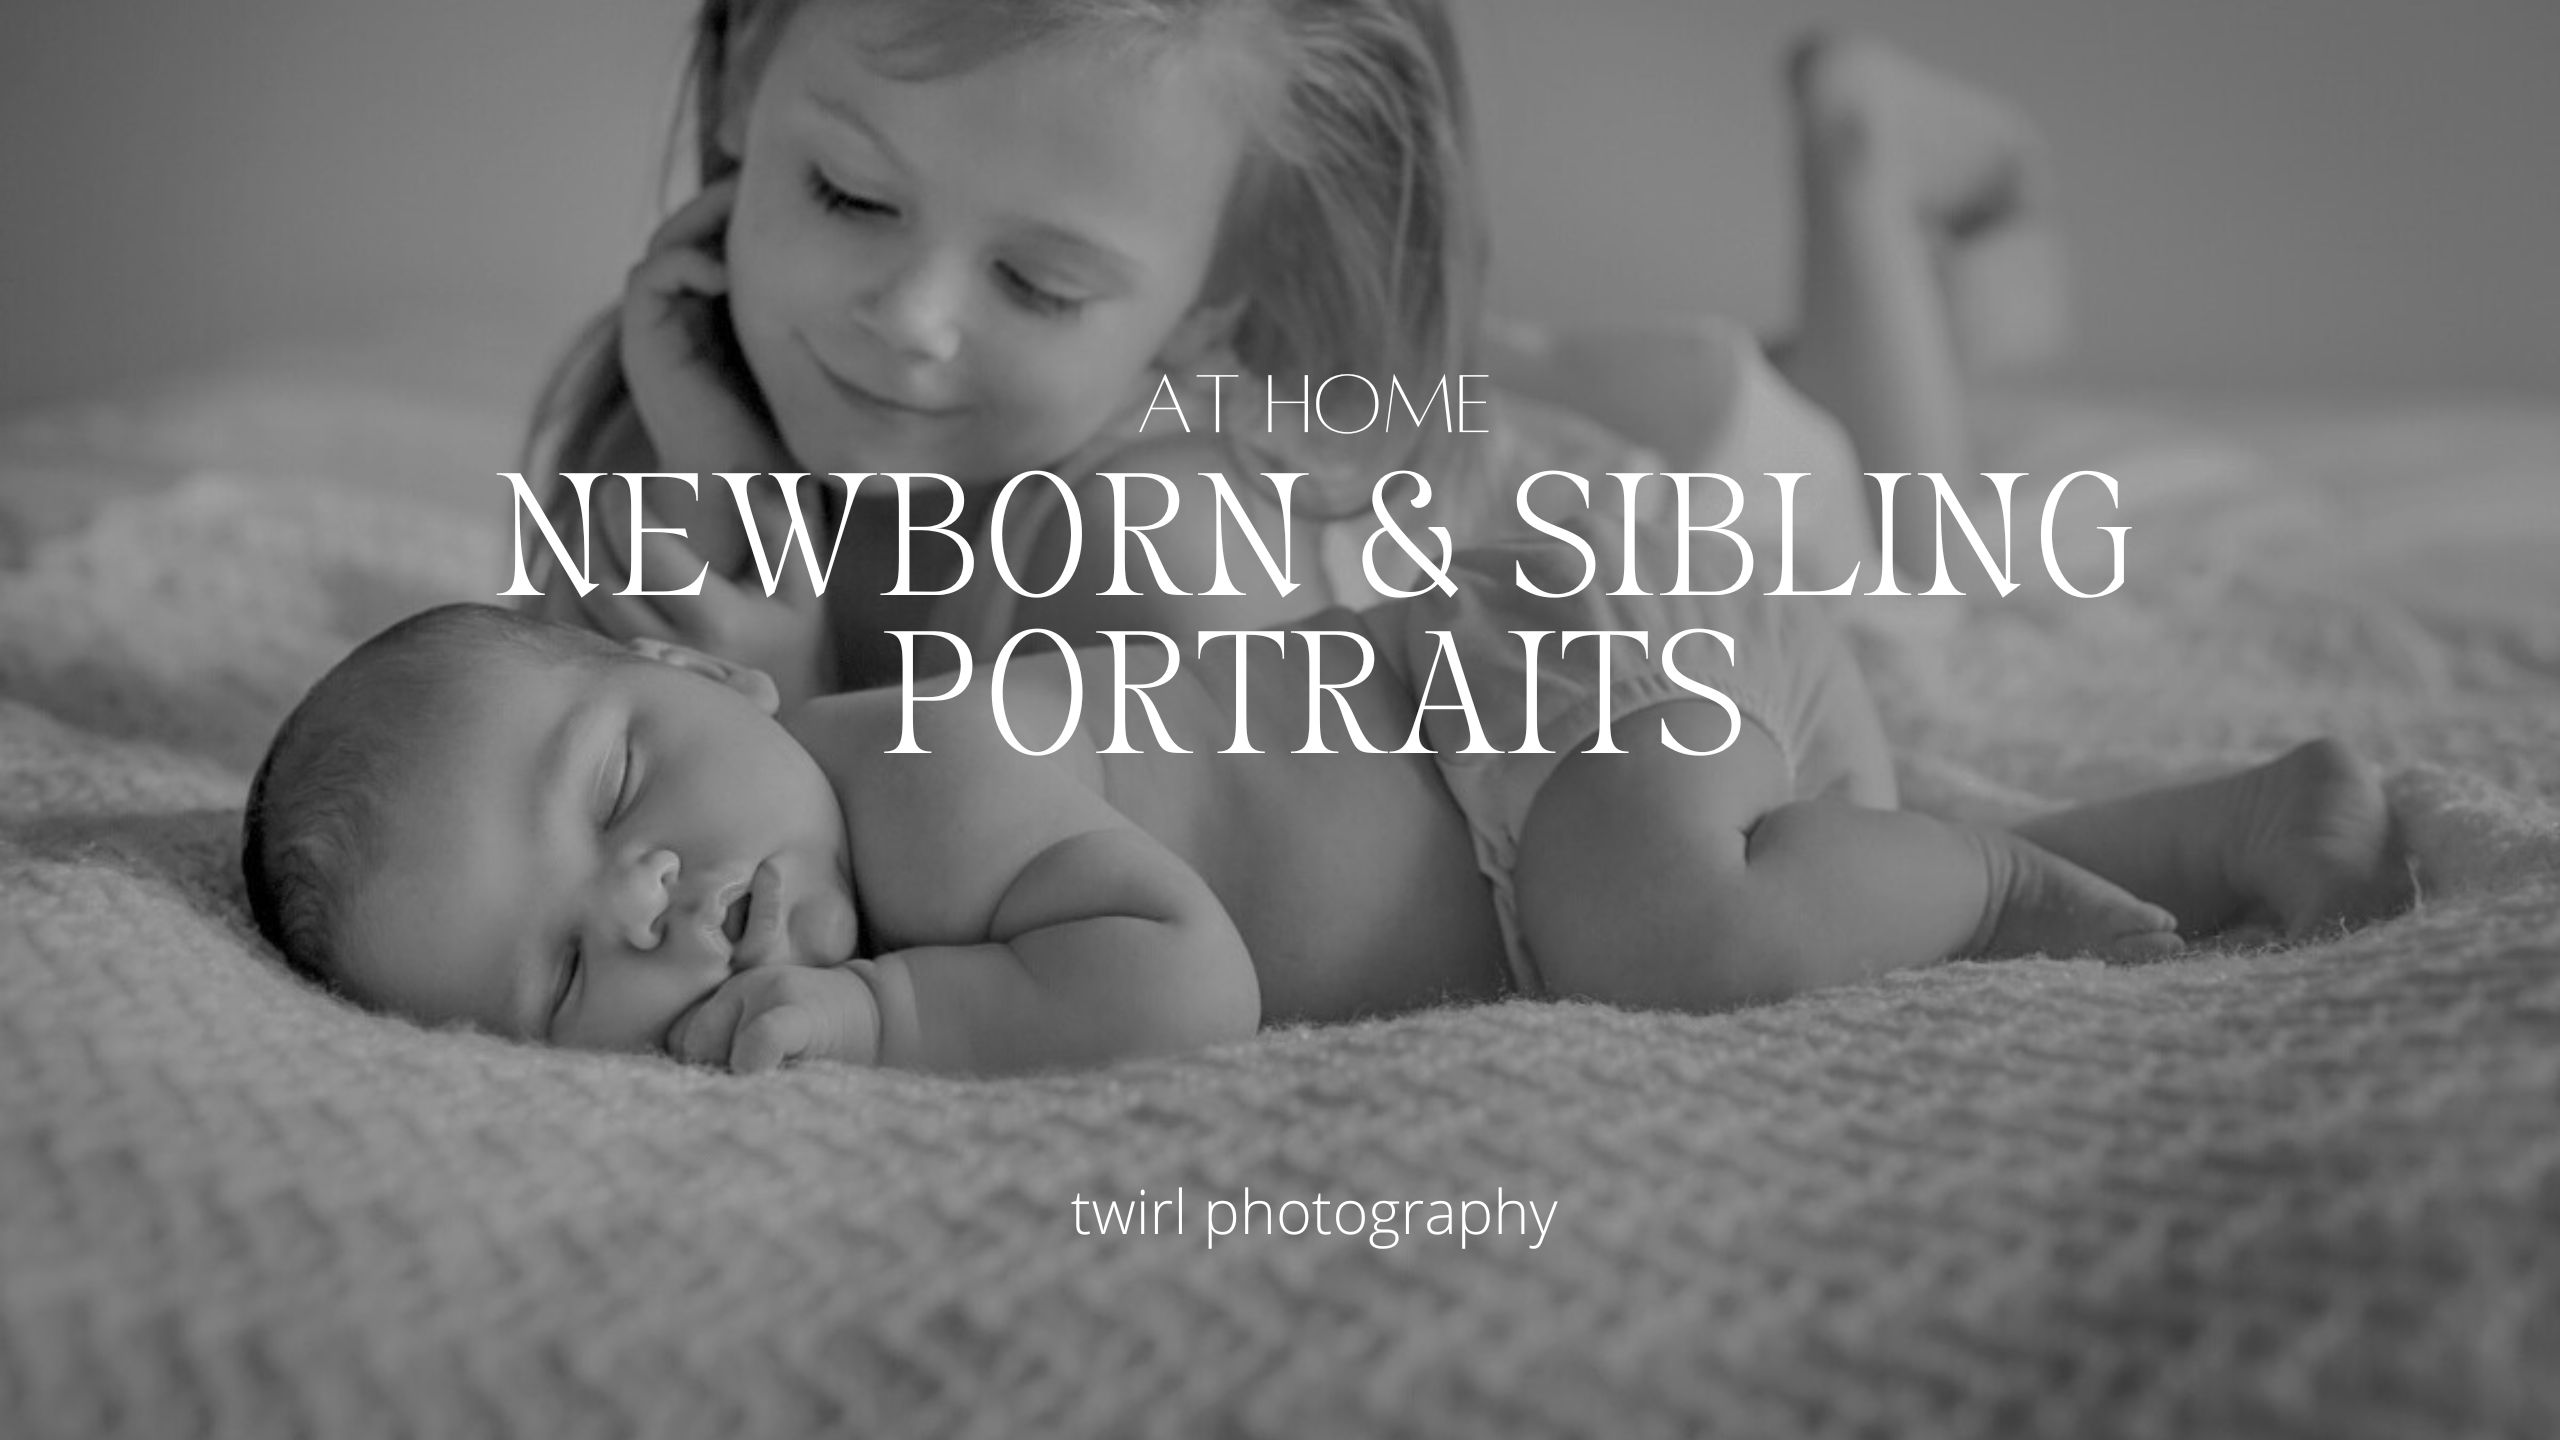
[793,687,1086,943]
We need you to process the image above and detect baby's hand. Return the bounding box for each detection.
[667,965,882,1074]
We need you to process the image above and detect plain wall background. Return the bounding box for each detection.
[6,0,2555,409]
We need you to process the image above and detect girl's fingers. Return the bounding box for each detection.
[628,246,729,302]
[596,527,775,650]
[581,512,686,640]
[574,483,639,590]
[571,581,682,646]
[523,570,588,625]
[626,522,715,594]
[645,175,742,256]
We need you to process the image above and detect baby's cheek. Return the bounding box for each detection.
[799,883,862,968]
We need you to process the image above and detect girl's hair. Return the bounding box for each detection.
[527,0,1487,488]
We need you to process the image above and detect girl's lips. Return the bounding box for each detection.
[801,338,962,418]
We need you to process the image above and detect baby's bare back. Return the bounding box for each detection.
[1078,624,1512,1020]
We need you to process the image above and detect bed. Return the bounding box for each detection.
[3,326,2555,1438]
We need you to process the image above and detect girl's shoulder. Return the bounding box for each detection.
[1476,312,1847,478]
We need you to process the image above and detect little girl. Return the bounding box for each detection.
[525,0,2063,702]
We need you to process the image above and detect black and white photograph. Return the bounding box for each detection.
[4,1,2556,1435]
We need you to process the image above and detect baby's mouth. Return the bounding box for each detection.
[721,885,753,948]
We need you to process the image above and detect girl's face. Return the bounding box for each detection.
[723,5,1251,480]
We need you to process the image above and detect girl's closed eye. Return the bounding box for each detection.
[804,163,1085,319]
[806,167,897,222]
[996,261,1088,319]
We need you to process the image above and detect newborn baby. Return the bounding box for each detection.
[243,531,2407,1073]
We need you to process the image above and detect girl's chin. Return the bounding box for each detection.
[778,406,1050,482]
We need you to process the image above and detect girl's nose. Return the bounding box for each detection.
[603,847,680,951]
[861,249,965,364]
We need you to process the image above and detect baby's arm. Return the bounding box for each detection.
[675,689,1259,1074]
[853,826,1257,1073]
[671,827,1253,1074]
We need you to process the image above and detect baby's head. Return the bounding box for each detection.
[244,604,861,1052]
[538,0,1483,487]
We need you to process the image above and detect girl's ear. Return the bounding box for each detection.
[710,68,752,162]
[626,637,782,716]
[713,84,751,161]
[706,1,770,162]
[1157,294,1247,371]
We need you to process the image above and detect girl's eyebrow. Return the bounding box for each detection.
[809,91,907,172]
[1011,222,1138,288]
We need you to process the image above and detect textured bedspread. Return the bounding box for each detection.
[3,357,2557,1437]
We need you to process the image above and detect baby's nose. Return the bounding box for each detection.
[607,848,681,949]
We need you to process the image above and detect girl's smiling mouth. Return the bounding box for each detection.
[801,338,964,419]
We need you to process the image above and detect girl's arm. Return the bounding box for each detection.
[1013,431,1324,645]
[615,177,791,577]
[525,180,843,705]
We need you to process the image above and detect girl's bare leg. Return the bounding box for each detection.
[1515,713,2409,1014]
[1513,707,2182,1013]
[2014,739,2415,939]
[1777,34,2071,578]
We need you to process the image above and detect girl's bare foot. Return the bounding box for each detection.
[1971,827,2185,961]
[2221,739,2414,937]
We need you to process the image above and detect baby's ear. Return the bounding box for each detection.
[626,637,782,715]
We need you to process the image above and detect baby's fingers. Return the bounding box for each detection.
[730,1005,822,1075]
[668,984,749,1066]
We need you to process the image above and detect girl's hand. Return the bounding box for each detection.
[619,177,790,575]
[529,178,840,698]
[669,965,884,1074]
[568,479,841,709]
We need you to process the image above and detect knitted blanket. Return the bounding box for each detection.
[3,357,2556,1438]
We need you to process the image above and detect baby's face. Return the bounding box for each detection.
[339,643,861,1053]
[722,3,1248,479]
